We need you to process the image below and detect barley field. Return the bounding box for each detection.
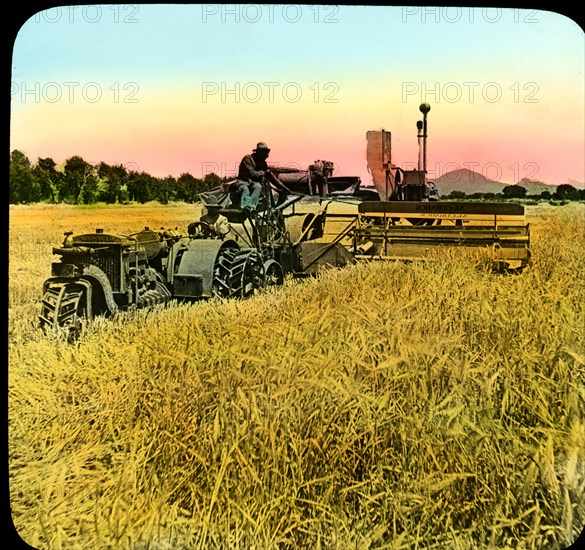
[8,202,585,549]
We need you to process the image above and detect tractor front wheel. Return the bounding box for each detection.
[39,281,90,338]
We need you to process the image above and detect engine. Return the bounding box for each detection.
[40,228,175,332]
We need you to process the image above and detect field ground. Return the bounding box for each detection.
[8,201,585,548]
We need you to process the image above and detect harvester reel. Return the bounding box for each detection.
[212,248,265,299]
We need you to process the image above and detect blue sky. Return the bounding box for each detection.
[11,5,585,184]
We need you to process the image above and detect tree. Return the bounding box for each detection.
[62,155,98,203]
[155,176,176,205]
[9,150,34,203]
[97,162,128,203]
[175,172,202,202]
[448,190,466,199]
[554,184,579,201]
[502,185,527,199]
[32,157,62,202]
[127,171,155,203]
[203,172,222,192]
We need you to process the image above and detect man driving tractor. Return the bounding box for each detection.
[188,195,231,238]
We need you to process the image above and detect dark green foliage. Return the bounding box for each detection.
[97,162,129,204]
[502,185,527,199]
[9,150,35,203]
[11,152,583,206]
[554,184,579,201]
[175,172,203,203]
[63,156,98,204]
[9,152,223,205]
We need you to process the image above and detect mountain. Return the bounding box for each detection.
[433,169,505,195]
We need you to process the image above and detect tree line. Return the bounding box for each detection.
[9,150,584,205]
[446,184,585,202]
[9,150,228,205]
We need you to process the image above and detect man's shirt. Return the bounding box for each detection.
[238,154,267,183]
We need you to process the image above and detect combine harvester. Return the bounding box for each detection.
[276,102,530,274]
[39,104,530,333]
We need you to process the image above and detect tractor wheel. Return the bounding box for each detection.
[40,281,89,338]
[212,248,265,299]
[263,259,284,287]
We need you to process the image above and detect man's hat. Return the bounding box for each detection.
[203,195,221,208]
[253,142,270,152]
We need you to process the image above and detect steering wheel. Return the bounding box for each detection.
[187,221,215,238]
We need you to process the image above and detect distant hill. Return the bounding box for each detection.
[433,169,505,195]
[433,169,559,196]
[517,178,558,195]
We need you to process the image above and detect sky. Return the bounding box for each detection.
[9,4,585,186]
